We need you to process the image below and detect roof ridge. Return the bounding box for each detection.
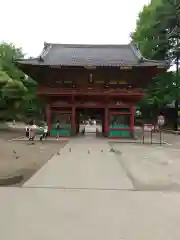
[45,42,130,48]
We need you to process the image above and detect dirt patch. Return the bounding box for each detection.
[0,129,24,140]
[0,131,68,186]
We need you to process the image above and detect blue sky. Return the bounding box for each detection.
[1,0,150,57]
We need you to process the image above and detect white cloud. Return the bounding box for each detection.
[0,0,150,57]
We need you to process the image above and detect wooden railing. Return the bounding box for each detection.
[51,101,132,108]
[37,87,145,95]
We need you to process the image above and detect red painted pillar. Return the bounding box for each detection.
[72,107,76,136]
[130,103,134,137]
[104,107,108,137]
[46,104,51,135]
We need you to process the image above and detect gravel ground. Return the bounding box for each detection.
[111,142,180,191]
[0,130,68,186]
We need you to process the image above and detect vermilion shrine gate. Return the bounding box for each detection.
[15,43,166,138]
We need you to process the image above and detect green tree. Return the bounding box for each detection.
[0,42,38,120]
[132,0,179,60]
[138,71,176,109]
[0,43,25,80]
[132,0,180,112]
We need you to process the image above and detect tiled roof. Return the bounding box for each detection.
[15,42,167,67]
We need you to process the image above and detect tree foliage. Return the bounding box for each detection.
[139,72,176,107]
[132,0,180,110]
[0,42,39,120]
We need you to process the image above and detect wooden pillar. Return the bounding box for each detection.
[104,107,108,137]
[130,103,134,137]
[46,104,51,135]
[72,107,76,136]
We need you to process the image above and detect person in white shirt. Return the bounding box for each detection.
[39,124,48,141]
[43,125,48,139]
[29,124,36,140]
[25,125,29,138]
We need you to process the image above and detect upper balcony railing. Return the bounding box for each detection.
[37,87,145,96]
[51,100,131,108]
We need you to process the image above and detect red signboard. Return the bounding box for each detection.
[143,124,154,132]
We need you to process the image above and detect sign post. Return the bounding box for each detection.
[157,115,165,145]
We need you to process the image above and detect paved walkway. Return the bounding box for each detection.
[1,187,180,240]
[23,136,133,190]
[1,137,180,239]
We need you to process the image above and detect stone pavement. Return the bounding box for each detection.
[1,137,180,239]
[1,187,180,240]
[23,136,133,190]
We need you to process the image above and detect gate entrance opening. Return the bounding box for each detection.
[76,108,105,136]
